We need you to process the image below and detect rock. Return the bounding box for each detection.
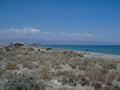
[13,42,24,47]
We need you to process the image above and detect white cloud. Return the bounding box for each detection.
[61,32,80,37]
[0,27,53,35]
[82,33,94,37]
[0,27,94,40]
[42,31,52,35]
[61,32,94,38]
[7,27,40,33]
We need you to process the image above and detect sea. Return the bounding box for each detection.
[38,45,120,55]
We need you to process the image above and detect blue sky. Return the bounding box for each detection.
[0,0,120,43]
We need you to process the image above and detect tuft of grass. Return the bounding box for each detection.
[102,60,117,70]
[28,47,34,51]
[37,66,51,80]
[77,53,84,57]
[5,63,19,70]
[63,50,84,58]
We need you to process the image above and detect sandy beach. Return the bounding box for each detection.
[82,51,120,60]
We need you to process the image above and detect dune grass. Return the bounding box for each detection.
[0,45,120,90]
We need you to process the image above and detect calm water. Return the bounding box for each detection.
[38,45,120,55]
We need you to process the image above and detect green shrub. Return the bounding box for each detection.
[5,47,12,51]
[4,74,45,90]
[0,56,3,60]
[46,48,52,50]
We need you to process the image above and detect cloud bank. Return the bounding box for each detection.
[8,28,40,33]
[0,27,40,33]
[0,27,94,40]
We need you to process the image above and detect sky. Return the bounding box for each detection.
[0,0,120,43]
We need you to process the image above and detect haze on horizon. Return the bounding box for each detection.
[0,0,120,43]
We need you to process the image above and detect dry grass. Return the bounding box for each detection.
[5,63,19,70]
[0,45,120,90]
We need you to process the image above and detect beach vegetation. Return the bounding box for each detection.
[28,47,34,51]
[5,46,12,51]
[5,63,19,70]
[0,45,120,89]
[0,56,3,60]
[46,47,52,50]
[4,74,45,90]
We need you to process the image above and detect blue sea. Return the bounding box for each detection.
[38,45,120,55]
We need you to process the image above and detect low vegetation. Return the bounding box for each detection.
[4,74,45,90]
[0,45,120,90]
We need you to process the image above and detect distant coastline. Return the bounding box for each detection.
[1,41,120,55]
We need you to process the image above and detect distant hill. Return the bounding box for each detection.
[0,38,120,45]
[39,40,120,45]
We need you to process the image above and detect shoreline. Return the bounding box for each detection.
[77,51,120,60]
[86,52,120,60]
[38,44,120,55]
[40,46,120,60]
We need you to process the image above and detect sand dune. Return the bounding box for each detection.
[0,45,120,90]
